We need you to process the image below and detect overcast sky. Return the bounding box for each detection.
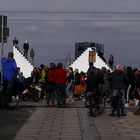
[0,0,140,68]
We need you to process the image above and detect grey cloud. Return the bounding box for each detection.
[1,0,140,67]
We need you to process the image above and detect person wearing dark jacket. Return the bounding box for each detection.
[1,52,17,109]
[13,37,19,49]
[108,64,128,116]
[134,69,140,107]
[23,40,29,58]
[30,48,35,65]
[125,66,135,107]
[86,67,104,116]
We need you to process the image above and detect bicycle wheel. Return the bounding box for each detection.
[84,96,90,108]
[98,95,106,114]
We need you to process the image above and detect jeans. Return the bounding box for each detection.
[24,50,28,58]
[66,82,73,99]
[46,91,55,105]
[111,89,126,114]
[55,84,66,107]
[3,79,14,108]
[86,90,98,113]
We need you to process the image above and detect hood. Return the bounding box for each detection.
[1,58,15,64]
[1,58,15,63]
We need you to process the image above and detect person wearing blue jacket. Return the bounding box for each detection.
[1,52,17,109]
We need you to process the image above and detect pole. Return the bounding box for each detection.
[0,15,4,86]
[1,15,4,57]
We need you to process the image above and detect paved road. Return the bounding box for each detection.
[0,107,36,140]
[12,100,140,140]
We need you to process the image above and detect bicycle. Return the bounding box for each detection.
[22,83,42,101]
[85,90,106,117]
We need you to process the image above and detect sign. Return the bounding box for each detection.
[88,51,96,63]
[0,15,7,27]
[0,15,9,43]
[0,37,7,43]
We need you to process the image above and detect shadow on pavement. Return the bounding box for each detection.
[0,107,36,140]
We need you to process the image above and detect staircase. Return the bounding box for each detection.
[13,46,34,78]
[69,47,111,73]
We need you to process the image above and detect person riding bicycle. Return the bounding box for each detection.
[86,63,104,116]
[108,64,128,116]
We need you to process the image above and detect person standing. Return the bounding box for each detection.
[86,66,104,116]
[13,37,19,49]
[108,54,114,69]
[23,40,29,58]
[1,52,17,109]
[46,63,56,107]
[30,48,35,65]
[66,67,74,102]
[134,69,140,107]
[53,62,67,108]
[39,64,48,100]
[31,67,40,85]
[13,37,18,46]
[108,64,128,116]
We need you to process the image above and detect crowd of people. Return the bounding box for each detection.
[0,49,140,118]
[13,37,35,65]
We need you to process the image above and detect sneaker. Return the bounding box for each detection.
[109,113,116,117]
[22,89,29,94]
[82,98,85,102]
[121,113,127,116]
[71,99,74,102]
[134,99,139,106]
[87,111,95,117]
[125,103,129,108]
[66,98,70,102]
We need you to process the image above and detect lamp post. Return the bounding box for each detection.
[0,15,9,57]
[1,15,4,57]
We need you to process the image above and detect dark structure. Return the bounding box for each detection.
[75,42,104,59]
[0,15,9,43]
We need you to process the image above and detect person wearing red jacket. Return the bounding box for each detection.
[46,63,56,107]
[53,62,67,107]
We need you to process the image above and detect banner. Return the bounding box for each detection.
[88,51,96,63]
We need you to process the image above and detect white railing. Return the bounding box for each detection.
[69,47,111,72]
[13,46,34,78]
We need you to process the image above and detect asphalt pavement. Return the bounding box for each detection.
[0,107,36,140]
[14,99,140,140]
[0,99,140,140]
